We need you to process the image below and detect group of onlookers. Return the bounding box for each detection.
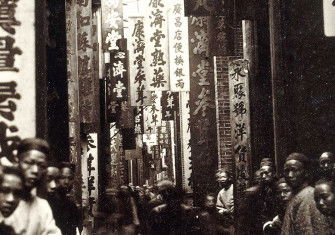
[2,136,335,235]
[0,138,79,235]
[240,152,335,234]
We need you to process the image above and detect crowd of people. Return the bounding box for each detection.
[1,137,335,234]
[239,152,335,234]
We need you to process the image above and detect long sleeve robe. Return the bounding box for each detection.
[281,186,335,235]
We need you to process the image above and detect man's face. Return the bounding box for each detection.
[277,182,293,204]
[314,183,335,216]
[216,172,229,185]
[205,195,215,209]
[284,160,305,189]
[59,167,74,193]
[319,153,334,178]
[46,167,60,195]
[260,165,274,184]
[19,150,47,190]
[0,174,23,217]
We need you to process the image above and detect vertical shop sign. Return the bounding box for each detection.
[0,0,35,159]
[157,121,170,147]
[323,0,335,37]
[161,91,178,121]
[168,0,190,91]
[128,17,152,106]
[85,133,99,216]
[134,106,144,134]
[228,58,251,208]
[180,91,192,193]
[107,41,128,102]
[143,91,162,134]
[77,0,98,124]
[209,16,234,56]
[188,16,218,201]
[109,123,123,188]
[101,0,124,52]
[101,0,125,121]
[144,0,170,90]
[184,0,233,16]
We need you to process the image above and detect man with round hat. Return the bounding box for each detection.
[281,152,331,234]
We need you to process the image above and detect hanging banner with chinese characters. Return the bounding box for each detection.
[168,0,190,91]
[143,91,162,134]
[184,0,233,17]
[77,0,99,125]
[144,0,170,91]
[134,107,144,134]
[85,133,99,216]
[188,16,218,202]
[101,0,123,52]
[109,123,123,188]
[209,16,234,56]
[106,39,128,102]
[180,91,193,193]
[128,17,152,106]
[161,91,178,121]
[120,101,134,129]
[157,121,171,147]
[228,59,251,208]
[0,0,35,159]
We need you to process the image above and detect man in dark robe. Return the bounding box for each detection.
[263,178,293,234]
[54,162,81,235]
[149,181,195,234]
[281,152,332,234]
[239,158,277,234]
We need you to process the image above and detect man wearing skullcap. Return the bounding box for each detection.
[281,152,331,234]
[5,138,61,235]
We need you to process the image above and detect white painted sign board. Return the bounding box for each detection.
[323,0,335,37]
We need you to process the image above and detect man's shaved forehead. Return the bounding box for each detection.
[320,152,335,161]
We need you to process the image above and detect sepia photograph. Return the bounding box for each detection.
[0,0,335,234]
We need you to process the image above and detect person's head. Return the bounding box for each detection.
[314,180,335,216]
[46,165,60,196]
[17,138,49,191]
[259,165,275,185]
[0,167,25,217]
[260,158,274,168]
[276,178,293,206]
[59,162,75,193]
[216,169,231,187]
[157,180,180,203]
[319,152,335,179]
[284,153,309,190]
[204,193,216,209]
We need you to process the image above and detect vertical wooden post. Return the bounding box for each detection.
[65,0,82,207]
[269,0,289,172]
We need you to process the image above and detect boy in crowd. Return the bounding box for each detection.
[0,167,25,234]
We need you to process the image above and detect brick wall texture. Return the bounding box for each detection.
[215,25,243,172]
